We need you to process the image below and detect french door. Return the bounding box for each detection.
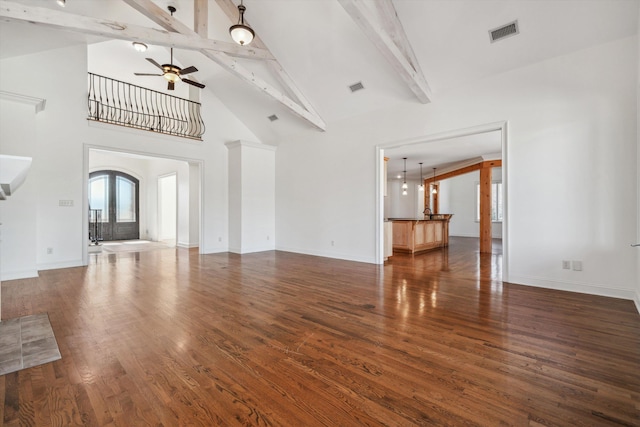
[89,170,140,241]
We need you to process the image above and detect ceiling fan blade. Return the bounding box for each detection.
[134,73,162,76]
[168,81,175,91]
[182,78,205,89]
[179,66,198,75]
[146,58,163,70]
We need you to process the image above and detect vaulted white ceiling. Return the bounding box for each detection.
[1,0,638,177]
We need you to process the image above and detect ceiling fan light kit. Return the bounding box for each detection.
[133,6,205,91]
[230,1,255,46]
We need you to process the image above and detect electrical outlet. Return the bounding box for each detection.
[572,260,583,271]
[331,240,335,246]
[562,260,571,270]
[267,235,270,241]
[218,237,222,242]
[47,247,53,254]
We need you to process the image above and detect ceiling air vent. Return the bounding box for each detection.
[267,114,278,122]
[349,82,364,93]
[489,20,519,43]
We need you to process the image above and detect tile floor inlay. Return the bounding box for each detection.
[0,313,61,376]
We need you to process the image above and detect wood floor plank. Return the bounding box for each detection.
[1,238,639,426]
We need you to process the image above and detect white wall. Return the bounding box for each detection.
[158,173,177,242]
[0,44,259,278]
[440,168,503,239]
[636,14,640,313]
[385,179,423,219]
[0,101,38,280]
[226,141,276,254]
[188,163,200,247]
[276,36,638,300]
[146,158,189,245]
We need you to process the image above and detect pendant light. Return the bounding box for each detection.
[418,163,424,191]
[229,0,255,46]
[432,167,438,194]
[402,157,408,196]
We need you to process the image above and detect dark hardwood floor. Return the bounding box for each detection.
[1,237,639,426]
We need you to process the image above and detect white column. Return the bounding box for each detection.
[225,141,276,254]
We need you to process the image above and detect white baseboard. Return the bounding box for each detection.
[275,245,376,264]
[0,269,39,281]
[508,274,636,301]
[177,242,199,249]
[634,291,640,315]
[37,260,84,272]
[201,246,228,254]
[228,244,275,255]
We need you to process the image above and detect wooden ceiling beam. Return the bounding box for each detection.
[338,0,432,103]
[0,1,273,60]
[424,160,502,184]
[194,0,208,38]
[123,0,326,131]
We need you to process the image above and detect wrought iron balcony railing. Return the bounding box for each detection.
[88,73,205,140]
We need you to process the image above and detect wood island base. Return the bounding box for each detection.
[391,215,452,254]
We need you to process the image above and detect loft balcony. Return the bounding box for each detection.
[87,73,205,140]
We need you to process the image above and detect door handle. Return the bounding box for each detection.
[632,244,640,247]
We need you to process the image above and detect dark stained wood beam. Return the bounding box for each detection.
[479,166,492,253]
[423,159,501,253]
[424,159,502,185]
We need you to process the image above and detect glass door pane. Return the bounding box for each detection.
[89,175,109,222]
[116,176,136,222]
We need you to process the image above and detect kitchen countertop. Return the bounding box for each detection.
[388,215,453,221]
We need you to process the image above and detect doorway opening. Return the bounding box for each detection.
[89,170,140,241]
[376,121,509,282]
[158,173,177,246]
[83,147,202,263]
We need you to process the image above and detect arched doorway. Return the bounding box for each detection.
[89,170,140,241]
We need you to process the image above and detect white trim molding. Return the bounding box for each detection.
[0,90,46,113]
[509,274,638,302]
[0,269,39,281]
[224,140,278,152]
[375,120,509,280]
[177,242,199,249]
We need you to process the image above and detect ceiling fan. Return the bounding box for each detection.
[133,6,205,91]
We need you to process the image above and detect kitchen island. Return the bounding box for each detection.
[391,215,452,254]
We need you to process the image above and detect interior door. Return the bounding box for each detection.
[89,170,140,241]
